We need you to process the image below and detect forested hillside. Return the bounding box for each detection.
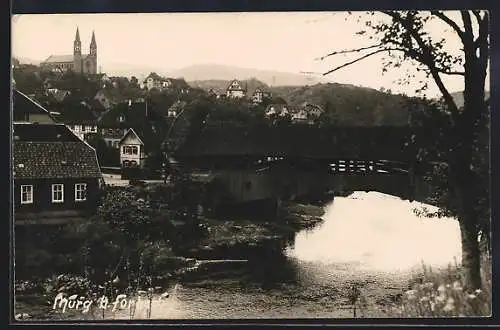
[270,83,413,126]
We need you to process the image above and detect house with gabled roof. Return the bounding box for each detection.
[13,89,58,124]
[118,128,147,169]
[251,86,272,104]
[226,79,247,98]
[118,125,164,179]
[12,93,102,226]
[143,72,173,91]
[98,99,162,144]
[57,102,99,141]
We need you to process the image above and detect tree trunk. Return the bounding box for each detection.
[451,163,482,290]
[458,211,482,290]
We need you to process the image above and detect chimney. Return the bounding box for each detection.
[128,99,132,107]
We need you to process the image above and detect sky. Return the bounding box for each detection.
[11,11,489,98]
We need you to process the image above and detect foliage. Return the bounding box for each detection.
[86,134,120,167]
[320,10,489,289]
[359,258,492,318]
[271,83,412,126]
[96,187,164,242]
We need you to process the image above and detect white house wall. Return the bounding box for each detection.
[120,134,145,168]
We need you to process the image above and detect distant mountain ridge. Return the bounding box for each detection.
[169,64,324,87]
[13,58,321,86]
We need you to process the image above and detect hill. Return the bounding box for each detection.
[169,64,324,86]
[269,83,413,126]
[449,91,490,108]
[101,61,172,80]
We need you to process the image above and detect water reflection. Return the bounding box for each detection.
[110,191,463,319]
[287,191,462,273]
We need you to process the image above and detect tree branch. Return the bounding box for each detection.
[461,11,475,45]
[431,11,465,41]
[317,44,383,61]
[477,11,489,88]
[435,68,466,76]
[472,10,483,27]
[322,48,400,76]
[383,11,460,120]
[474,11,489,49]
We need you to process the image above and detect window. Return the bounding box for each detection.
[20,185,33,204]
[52,184,64,203]
[122,146,138,155]
[75,183,87,202]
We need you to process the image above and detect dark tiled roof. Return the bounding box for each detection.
[98,102,167,148]
[13,141,101,179]
[98,101,164,128]
[13,123,81,142]
[58,103,98,125]
[13,89,57,123]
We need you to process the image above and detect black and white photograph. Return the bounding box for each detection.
[11,10,491,321]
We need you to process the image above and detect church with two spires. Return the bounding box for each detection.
[40,27,98,75]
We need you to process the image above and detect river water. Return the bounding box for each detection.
[99,191,461,320]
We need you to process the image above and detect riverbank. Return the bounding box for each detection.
[14,198,326,321]
[14,193,492,320]
[178,201,325,259]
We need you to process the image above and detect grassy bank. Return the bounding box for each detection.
[350,256,492,318]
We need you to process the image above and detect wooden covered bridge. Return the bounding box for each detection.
[172,125,438,208]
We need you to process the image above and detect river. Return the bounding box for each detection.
[97,191,461,320]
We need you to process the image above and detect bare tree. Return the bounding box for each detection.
[320,10,489,290]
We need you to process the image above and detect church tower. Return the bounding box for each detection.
[73,27,82,73]
[89,31,97,74]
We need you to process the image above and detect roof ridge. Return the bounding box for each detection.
[14,90,58,122]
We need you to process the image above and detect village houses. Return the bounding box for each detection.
[12,89,102,226]
[98,99,167,176]
[57,102,99,141]
[265,103,324,124]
